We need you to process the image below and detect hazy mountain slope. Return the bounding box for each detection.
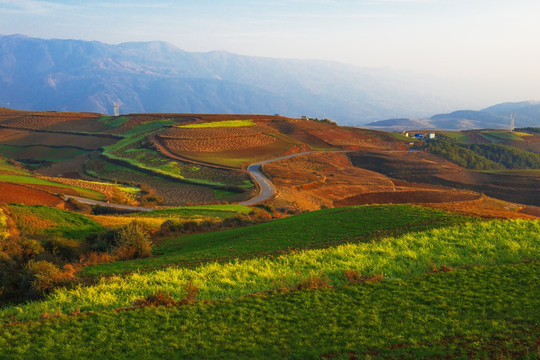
[365,101,539,130]
[0,34,459,124]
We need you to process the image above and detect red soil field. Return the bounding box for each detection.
[335,189,480,206]
[0,183,65,207]
[0,129,114,149]
[158,126,278,153]
[0,111,101,131]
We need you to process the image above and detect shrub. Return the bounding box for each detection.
[113,221,153,260]
[20,260,77,296]
[79,251,114,266]
[43,237,81,262]
[0,209,9,242]
[85,229,118,252]
[0,251,17,296]
[297,272,330,290]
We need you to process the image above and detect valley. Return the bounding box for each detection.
[0,108,538,359]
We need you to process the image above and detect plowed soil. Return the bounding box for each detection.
[335,189,480,206]
[348,151,540,207]
[262,152,471,210]
[0,183,65,207]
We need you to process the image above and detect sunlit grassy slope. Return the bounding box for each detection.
[83,205,470,275]
[1,262,538,359]
[3,217,538,322]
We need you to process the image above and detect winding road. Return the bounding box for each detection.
[64,195,156,212]
[65,151,331,210]
[239,151,321,206]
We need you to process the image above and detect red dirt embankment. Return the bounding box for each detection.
[335,190,480,207]
[0,183,65,207]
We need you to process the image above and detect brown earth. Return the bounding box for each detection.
[335,190,480,207]
[0,129,114,150]
[0,183,66,207]
[0,110,102,132]
[262,151,477,211]
[347,151,540,207]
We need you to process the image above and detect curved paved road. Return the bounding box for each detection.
[64,195,156,212]
[240,151,319,206]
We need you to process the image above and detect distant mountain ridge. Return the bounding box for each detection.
[0,34,464,125]
[365,101,540,130]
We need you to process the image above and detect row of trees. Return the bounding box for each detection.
[428,134,540,170]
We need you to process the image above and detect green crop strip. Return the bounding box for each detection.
[2,218,538,322]
[101,119,230,187]
[0,175,104,200]
[1,262,538,359]
[135,205,252,218]
[85,205,471,275]
[97,116,130,128]
[178,120,255,128]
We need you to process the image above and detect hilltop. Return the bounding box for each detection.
[366,100,540,130]
[0,34,463,124]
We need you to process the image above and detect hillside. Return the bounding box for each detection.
[366,100,540,130]
[0,34,463,124]
[0,108,539,358]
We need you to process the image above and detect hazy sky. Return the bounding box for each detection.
[1,0,539,105]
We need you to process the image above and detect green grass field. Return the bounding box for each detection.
[0,175,104,200]
[1,262,538,359]
[137,204,252,218]
[178,120,255,128]
[439,131,470,143]
[3,216,538,322]
[480,131,525,142]
[83,205,471,275]
[8,204,103,241]
[0,144,88,163]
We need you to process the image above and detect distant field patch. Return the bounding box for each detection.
[8,204,103,240]
[0,183,64,207]
[178,120,255,128]
[480,131,524,142]
[0,174,103,200]
[440,131,470,143]
[138,204,252,218]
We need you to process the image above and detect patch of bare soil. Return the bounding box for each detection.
[348,150,540,207]
[335,189,480,207]
[0,183,66,207]
[264,151,469,211]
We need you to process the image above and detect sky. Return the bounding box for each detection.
[1,0,539,106]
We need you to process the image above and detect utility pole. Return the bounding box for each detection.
[509,113,515,132]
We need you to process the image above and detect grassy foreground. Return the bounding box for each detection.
[1,262,538,359]
[84,205,470,275]
[2,218,538,322]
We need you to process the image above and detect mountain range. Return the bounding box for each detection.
[365,101,540,130]
[0,34,469,125]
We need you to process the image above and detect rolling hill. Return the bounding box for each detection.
[365,100,540,130]
[0,34,462,124]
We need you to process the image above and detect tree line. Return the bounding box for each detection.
[427,134,540,170]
